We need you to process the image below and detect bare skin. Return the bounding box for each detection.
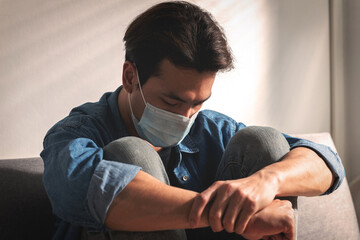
[105,59,334,239]
[105,170,295,239]
[242,199,295,240]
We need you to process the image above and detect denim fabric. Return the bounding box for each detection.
[41,87,344,240]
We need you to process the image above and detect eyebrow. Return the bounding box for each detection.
[163,92,212,105]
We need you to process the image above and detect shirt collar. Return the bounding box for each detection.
[107,86,129,138]
[177,134,199,153]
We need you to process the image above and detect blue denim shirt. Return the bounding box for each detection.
[41,87,345,240]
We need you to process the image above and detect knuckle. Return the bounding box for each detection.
[214,180,224,187]
[234,189,244,200]
[197,194,207,205]
[209,211,222,223]
[224,183,234,194]
[247,199,257,212]
[283,199,292,208]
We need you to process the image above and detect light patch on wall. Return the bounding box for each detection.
[198,0,274,125]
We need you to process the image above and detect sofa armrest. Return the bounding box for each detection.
[350,176,360,230]
[292,133,360,240]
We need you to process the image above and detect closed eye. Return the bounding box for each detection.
[192,97,209,108]
[162,98,179,106]
[193,101,203,107]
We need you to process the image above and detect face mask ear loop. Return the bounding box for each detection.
[135,68,147,105]
[128,93,135,117]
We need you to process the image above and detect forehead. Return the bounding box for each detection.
[148,59,216,92]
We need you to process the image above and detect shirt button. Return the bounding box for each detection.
[182,175,189,181]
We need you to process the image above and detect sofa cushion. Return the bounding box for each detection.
[0,157,56,240]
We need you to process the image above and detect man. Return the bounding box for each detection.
[41,1,344,240]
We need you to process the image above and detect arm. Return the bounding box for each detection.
[265,147,334,197]
[43,128,204,231]
[189,147,335,234]
[43,133,204,231]
[105,170,295,240]
[105,170,209,231]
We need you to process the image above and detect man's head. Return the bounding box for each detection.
[123,1,234,85]
[120,1,233,147]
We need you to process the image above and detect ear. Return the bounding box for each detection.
[122,61,138,94]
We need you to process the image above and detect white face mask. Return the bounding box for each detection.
[128,69,198,147]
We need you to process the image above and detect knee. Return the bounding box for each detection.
[103,137,168,183]
[103,137,158,165]
[218,126,290,179]
[218,126,290,180]
[229,126,289,161]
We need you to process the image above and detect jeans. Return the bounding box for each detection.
[81,126,297,240]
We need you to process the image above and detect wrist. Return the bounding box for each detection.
[254,168,281,196]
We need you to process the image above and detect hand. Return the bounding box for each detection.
[242,199,295,240]
[188,171,279,234]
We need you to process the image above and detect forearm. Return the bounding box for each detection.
[258,147,334,197]
[105,170,209,231]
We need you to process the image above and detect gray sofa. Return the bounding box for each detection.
[0,133,359,239]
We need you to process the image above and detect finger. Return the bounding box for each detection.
[283,204,295,240]
[234,197,258,234]
[264,235,283,240]
[188,183,220,227]
[286,225,295,240]
[222,194,245,233]
[276,234,286,240]
[208,190,230,232]
[284,217,295,240]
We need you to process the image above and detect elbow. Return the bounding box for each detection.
[103,197,130,231]
[104,213,118,231]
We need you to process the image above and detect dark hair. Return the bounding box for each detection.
[123,1,234,85]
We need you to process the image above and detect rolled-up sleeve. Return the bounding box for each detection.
[87,160,140,225]
[284,135,345,195]
[41,126,140,230]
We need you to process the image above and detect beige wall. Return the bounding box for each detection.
[200,0,330,135]
[342,0,360,181]
[330,0,360,182]
[1,0,351,178]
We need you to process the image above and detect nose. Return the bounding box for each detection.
[181,107,197,119]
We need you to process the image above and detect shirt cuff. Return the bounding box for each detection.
[290,139,345,195]
[86,160,141,225]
